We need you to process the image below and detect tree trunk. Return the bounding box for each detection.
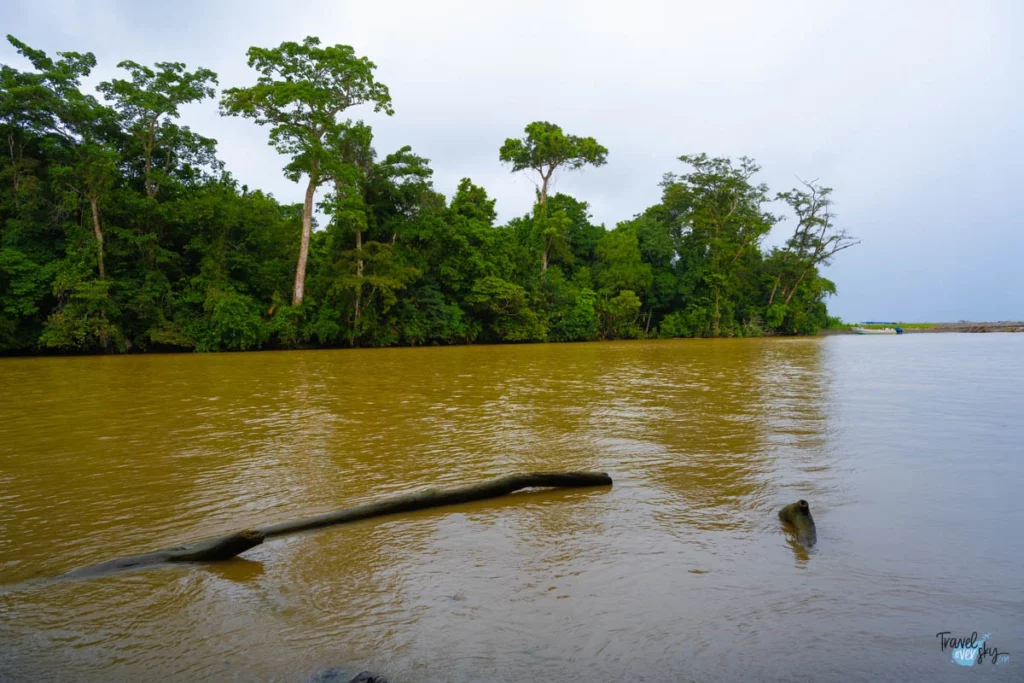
[356,227,364,317]
[539,171,552,273]
[712,286,721,336]
[144,151,153,198]
[53,472,612,582]
[353,226,363,341]
[89,195,105,279]
[8,134,20,192]
[783,268,809,306]
[767,275,781,306]
[144,121,157,199]
[355,227,364,278]
[293,171,319,305]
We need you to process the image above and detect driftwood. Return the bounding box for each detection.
[778,499,817,548]
[58,472,612,580]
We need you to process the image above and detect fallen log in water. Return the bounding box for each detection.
[57,471,612,580]
[260,471,613,538]
[60,529,267,580]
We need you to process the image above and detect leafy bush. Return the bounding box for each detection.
[188,289,268,352]
[600,290,643,339]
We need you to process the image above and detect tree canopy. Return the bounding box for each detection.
[499,121,608,204]
[0,35,853,355]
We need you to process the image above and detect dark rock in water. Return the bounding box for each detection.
[309,669,387,683]
[348,673,388,683]
[778,499,817,548]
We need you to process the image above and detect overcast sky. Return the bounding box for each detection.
[5,0,1022,322]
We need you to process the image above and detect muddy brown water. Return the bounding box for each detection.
[1,336,1021,682]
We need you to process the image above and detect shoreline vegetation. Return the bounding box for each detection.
[5,35,859,356]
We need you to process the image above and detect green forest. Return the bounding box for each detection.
[0,35,857,354]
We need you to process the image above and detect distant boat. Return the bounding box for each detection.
[852,326,900,335]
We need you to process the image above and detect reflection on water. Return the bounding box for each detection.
[1,336,1022,682]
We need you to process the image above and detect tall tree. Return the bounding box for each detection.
[3,37,116,280]
[660,154,776,336]
[320,119,375,341]
[770,179,858,307]
[499,121,607,272]
[314,123,434,346]
[220,36,393,305]
[98,60,217,199]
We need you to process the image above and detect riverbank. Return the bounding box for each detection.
[819,321,1024,335]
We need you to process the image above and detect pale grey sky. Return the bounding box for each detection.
[5,0,1022,321]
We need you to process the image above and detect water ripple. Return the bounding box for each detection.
[1,336,1022,681]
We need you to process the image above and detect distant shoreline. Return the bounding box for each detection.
[820,321,1024,335]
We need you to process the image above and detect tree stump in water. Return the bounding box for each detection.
[778,499,817,548]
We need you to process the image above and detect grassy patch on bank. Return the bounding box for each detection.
[859,322,936,329]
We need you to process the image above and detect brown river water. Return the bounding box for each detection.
[1,336,1021,682]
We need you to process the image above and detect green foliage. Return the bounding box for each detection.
[98,59,219,197]
[220,36,392,182]
[499,121,608,184]
[0,247,50,351]
[267,303,304,347]
[40,278,124,352]
[500,122,608,274]
[188,288,268,352]
[595,224,652,298]
[549,287,599,342]
[220,36,394,306]
[466,276,546,342]
[600,290,643,339]
[659,154,777,337]
[395,285,478,345]
[0,36,855,356]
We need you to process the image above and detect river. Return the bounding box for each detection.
[1,335,1021,682]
